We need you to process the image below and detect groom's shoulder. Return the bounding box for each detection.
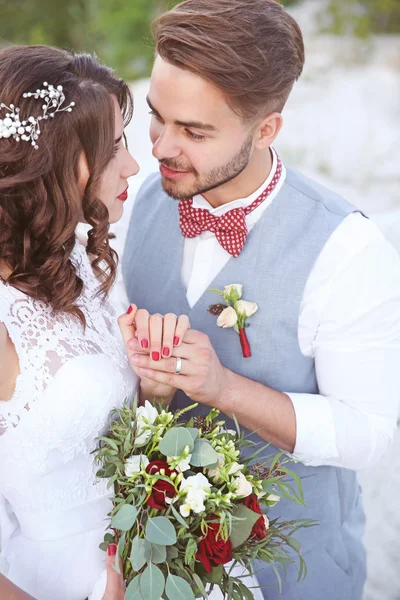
[283,165,359,216]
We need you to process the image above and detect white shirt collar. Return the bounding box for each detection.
[192,147,280,216]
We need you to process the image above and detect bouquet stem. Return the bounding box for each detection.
[239,328,251,358]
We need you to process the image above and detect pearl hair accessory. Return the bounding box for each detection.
[0,82,75,150]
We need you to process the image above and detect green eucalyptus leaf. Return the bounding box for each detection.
[159,427,194,457]
[145,517,177,546]
[186,428,199,442]
[165,573,195,600]
[230,504,261,548]
[166,546,179,561]
[150,543,166,564]
[104,533,115,544]
[190,438,219,467]
[140,563,165,600]
[111,504,138,531]
[130,536,151,572]
[125,575,143,600]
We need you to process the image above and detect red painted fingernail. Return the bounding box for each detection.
[163,347,170,357]
[107,543,117,556]
[127,305,133,315]
[174,336,180,346]
[151,351,160,361]
[141,339,149,349]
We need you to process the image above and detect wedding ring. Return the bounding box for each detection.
[175,357,182,375]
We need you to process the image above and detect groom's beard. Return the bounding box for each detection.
[159,134,253,201]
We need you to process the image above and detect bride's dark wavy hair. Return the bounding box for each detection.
[0,45,134,324]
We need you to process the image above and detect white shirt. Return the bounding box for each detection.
[116,164,400,471]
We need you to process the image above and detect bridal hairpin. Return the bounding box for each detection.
[0,82,75,150]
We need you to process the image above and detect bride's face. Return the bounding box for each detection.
[99,96,139,223]
[79,95,139,224]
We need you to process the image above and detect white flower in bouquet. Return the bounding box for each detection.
[263,515,270,530]
[217,306,238,328]
[206,452,226,483]
[233,472,253,498]
[134,400,158,447]
[167,454,192,473]
[124,454,149,477]
[224,283,243,298]
[266,493,281,507]
[179,473,212,517]
[236,300,258,318]
[227,462,243,476]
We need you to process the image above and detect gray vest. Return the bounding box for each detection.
[122,168,366,600]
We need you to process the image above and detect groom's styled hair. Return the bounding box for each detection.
[153,0,305,121]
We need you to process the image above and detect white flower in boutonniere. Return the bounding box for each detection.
[217,306,238,328]
[208,283,258,358]
[224,284,243,299]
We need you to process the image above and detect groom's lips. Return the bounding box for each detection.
[160,163,190,180]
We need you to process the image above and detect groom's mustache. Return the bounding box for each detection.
[159,159,197,175]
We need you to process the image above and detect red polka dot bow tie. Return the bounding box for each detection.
[178,156,282,258]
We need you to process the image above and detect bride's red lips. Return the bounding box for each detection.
[117,186,129,201]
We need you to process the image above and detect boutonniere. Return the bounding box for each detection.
[208,283,258,358]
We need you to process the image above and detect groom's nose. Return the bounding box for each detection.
[152,127,181,161]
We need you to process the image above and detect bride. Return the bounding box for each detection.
[0,45,188,600]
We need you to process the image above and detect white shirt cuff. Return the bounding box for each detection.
[284,392,339,465]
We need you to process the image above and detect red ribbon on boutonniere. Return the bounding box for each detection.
[207,284,258,358]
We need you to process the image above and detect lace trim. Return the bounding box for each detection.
[0,240,128,434]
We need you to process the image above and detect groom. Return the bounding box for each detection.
[122,0,400,598]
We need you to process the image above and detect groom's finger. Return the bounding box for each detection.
[131,353,191,376]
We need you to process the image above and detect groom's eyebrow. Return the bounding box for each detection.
[146,96,217,132]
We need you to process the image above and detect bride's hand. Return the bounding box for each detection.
[118,305,190,400]
[101,544,125,600]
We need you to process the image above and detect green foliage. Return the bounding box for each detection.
[0,0,182,80]
[321,0,400,37]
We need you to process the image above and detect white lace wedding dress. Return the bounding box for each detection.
[0,240,138,600]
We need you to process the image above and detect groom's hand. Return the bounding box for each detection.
[130,329,231,407]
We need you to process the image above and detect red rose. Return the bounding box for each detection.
[145,461,177,510]
[243,494,267,540]
[196,517,233,573]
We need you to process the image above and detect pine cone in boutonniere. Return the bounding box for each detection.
[208,303,228,316]
[207,284,258,358]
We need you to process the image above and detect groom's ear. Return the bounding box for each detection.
[253,113,283,151]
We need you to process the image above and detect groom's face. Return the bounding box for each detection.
[148,57,256,200]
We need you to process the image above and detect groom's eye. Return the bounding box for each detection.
[149,110,163,122]
[185,129,205,141]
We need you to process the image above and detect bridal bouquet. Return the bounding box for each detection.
[94,400,314,600]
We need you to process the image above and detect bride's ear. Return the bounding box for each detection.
[77,150,90,193]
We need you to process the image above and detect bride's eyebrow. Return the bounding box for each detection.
[114,135,123,144]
